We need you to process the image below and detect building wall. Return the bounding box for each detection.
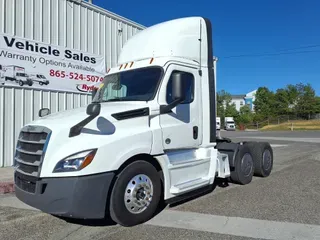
[0,0,145,69]
[227,90,257,112]
[0,0,145,167]
[231,98,245,112]
[245,90,257,111]
[244,97,253,110]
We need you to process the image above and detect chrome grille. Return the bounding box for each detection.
[14,125,51,178]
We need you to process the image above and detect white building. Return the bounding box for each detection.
[230,95,246,111]
[244,89,257,112]
[224,89,257,112]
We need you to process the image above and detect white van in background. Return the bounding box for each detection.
[29,73,50,86]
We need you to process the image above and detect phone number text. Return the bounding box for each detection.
[49,69,104,82]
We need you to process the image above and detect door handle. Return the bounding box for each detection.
[193,126,198,140]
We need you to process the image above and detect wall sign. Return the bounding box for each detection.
[0,33,106,93]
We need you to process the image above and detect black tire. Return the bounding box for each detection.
[246,142,273,177]
[230,144,254,185]
[109,160,161,227]
[19,80,24,86]
[39,82,43,86]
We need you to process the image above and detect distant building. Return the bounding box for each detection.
[244,89,257,111]
[230,95,246,111]
[225,89,257,112]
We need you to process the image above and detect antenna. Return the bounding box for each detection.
[198,19,202,76]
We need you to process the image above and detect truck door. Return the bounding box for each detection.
[159,64,202,150]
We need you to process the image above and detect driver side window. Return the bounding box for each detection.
[166,70,194,104]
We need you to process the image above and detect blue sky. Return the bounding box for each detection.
[94,0,320,95]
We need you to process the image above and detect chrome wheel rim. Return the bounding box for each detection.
[124,174,154,214]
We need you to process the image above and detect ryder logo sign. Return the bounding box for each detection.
[76,83,99,93]
[0,33,106,93]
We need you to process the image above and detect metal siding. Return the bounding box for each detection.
[1,0,144,66]
[0,0,145,167]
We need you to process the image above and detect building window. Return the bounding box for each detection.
[240,101,244,106]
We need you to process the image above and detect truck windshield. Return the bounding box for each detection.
[93,67,163,102]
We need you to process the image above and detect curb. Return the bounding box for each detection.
[0,182,15,194]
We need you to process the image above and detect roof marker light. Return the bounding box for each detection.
[130,62,134,67]
[124,63,128,69]
[150,58,154,64]
[119,64,123,70]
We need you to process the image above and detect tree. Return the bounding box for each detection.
[286,84,299,103]
[216,90,227,120]
[237,105,253,125]
[294,83,318,119]
[225,102,239,120]
[217,90,233,125]
[253,87,275,118]
[274,88,290,116]
[315,97,320,114]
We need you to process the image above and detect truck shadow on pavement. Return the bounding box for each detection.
[168,178,230,208]
[55,215,118,227]
[56,178,230,227]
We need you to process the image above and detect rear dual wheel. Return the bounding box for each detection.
[245,142,273,177]
[109,160,162,227]
[230,144,255,185]
[230,141,273,185]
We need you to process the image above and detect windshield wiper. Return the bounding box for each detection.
[99,98,141,102]
[100,98,125,102]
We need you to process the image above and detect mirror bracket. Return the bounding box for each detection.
[69,103,101,138]
[159,98,183,114]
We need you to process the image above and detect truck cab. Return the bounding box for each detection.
[14,17,274,227]
[216,117,221,130]
[224,117,236,131]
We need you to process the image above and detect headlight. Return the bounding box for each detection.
[53,149,97,173]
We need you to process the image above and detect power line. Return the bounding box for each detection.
[220,44,320,59]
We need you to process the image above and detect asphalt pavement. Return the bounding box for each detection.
[0,130,320,240]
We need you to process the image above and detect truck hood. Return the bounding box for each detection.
[25,101,153,177]
[31,101,149,129]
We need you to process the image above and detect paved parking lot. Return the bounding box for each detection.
[1,131,320,240]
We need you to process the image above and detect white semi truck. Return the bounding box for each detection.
[14,17,273,227]
[225,117,236,131]
[216,117,221,130]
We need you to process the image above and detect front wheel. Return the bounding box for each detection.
[109,160,161,227]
